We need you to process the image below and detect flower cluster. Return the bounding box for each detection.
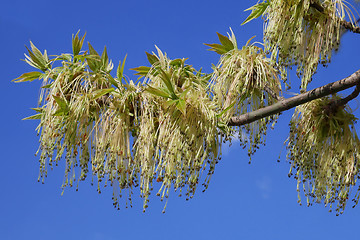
[287,95,360,213]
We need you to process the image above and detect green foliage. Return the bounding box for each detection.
[24,41,50,72]
[242,0,270,25]
[204,31,237,54]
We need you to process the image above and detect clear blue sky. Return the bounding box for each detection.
[1,1,360,239]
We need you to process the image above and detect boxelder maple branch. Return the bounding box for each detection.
[228,69,360,126]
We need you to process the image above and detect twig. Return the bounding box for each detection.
[310,1,360,34]
[340,19,360,34]
[332,84,360,107]
[264,85,284,101]
[228,69,360,126]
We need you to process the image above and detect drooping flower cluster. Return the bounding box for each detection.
[287,95,360,213]
[15,16,360,214]
[207,32,282,157]
[16,34,221,212]
[263,0,357,89]
[132,47,221,210]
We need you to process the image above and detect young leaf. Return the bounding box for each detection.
[117,54,127,80]
[72,31,86,56]
[158,69,177,100]
[145,85,171,98]
[131,66,151,77]
[106,73,120,90]
[53,95,69,112]
[169,59,184,68]
[204,43,229,55]
[53,109,68,116]
[176,99,186,115]
[22,113,43,120]
[163,99,178,109]
[101,46,109,69]
[12,71,42,83]
[87,42,101,71]
[88,42,99,56]
[41,83,53,89]
[31,107,44,113]
[205,33,235,55]
[145,52,159,65]
[90,88,114,101]
[24,42,49,72]
[56,54,73,62]
[217,33,234,52]
[242,0,269,25]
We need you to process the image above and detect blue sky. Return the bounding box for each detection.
[1,1,360,239]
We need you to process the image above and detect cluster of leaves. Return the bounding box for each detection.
[206,31,282,157]
[286,95,360,214]
[244,0,358,90]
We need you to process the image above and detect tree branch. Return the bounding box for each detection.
[332,84,360,107]
[309,1,360,34]
[264,85,284,101]
[340,19,360,34]
[228,69,360,126]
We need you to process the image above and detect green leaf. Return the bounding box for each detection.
[41,83,53,88]
[106,73,120,90]
[241,0,269,25]
[101,46,109,69]
[88,42,99,56]
[217,33,234,52]
[87,43,101,71]
[163,99,178,109]
[145,52,159,65]
[12,71,42,82]
[24,42,49,72]
[169,59,183,67]
[22,113,43,120]
[117,54,127,80]
[204,32,235,55]
[91,88,114,101]
[57,54,73,62]
[72,31,86,56]
[53,109,68,116]
[158,69,178,100]
[131,66,151,76]
[74,53,87,62]
[204,43,229,55]
[53,95,69,112]
[31,107,44,113]
[145,85,171,98]
[176,99,186,115]
[30,41,45,62]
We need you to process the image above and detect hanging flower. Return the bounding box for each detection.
[287,95,360,213]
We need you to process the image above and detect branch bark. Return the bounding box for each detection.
[228,69,360,126]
